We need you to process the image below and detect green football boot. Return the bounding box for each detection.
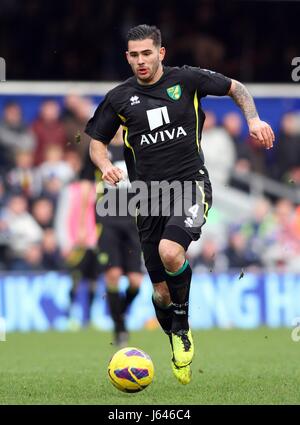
[171,329,194,367]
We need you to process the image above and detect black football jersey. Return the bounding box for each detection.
[85,65,231,183]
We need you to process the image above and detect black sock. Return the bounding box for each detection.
[87,288,96,322]
[124,286,139,311]
[152,296,173,335]
[106,288,125,333]
[165,260,192,333]
[68,272,81,316]
[69,271,81,305]
[69,288,76,304]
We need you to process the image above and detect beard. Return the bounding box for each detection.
[132,60,161,84]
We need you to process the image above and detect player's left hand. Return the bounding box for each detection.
[248,117,275,149]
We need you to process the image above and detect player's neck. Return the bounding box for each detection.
[137,64,164,86]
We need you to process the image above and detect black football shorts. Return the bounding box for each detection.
[136,177,212,283]
[97,216,142,273]
[65,247,101,280]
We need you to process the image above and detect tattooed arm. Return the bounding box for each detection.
[228,80,275,149]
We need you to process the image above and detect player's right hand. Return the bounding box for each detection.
[102,165,125,186]
[248,117,275,150]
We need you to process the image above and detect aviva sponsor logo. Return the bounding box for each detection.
[141,126,187,145]
[143,106,187,145]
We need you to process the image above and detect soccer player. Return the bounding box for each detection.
[86,25,274,384]
[61,167,100,326]
[97,128,144,347]
[79,127,143,346]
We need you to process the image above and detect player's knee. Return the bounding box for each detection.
[127,272,143,289]
[105,267,122,286]
[158,239,184,270]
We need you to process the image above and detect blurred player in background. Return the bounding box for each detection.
[55,151,100,326]
[96,127,143,347]
[87,25,275,384]
[65,126,143,344]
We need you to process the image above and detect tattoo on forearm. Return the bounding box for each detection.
[230,81,258,122]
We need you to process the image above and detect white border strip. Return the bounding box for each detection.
[0,82,300,97]
[0,81,119,96]
[246,84,300,98]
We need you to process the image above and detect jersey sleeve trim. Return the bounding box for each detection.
[85,126,112,144]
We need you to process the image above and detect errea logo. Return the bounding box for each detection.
[130,95,140,105]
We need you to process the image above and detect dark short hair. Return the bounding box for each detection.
[127,25,162,47]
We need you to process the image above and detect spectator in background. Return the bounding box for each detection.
[37,144,75,186]
[61,93,83,121]
[37,145,75,205]
[223,112,251,172]
[223,111,269,177]
[0,102,36,172]
[201,110,236,186]
[262,198,300,272]
[6,150,40,198]
[62,94,95,157]
[1,194,43,270]
[223,112,253,191]
[31,197,55,230]
[273,199,298,246]
[31,99,67,164]
[240,197,276,259]
[191,236,226,274]
[64,149,83,176]
[223,225,262,271]
[274,112,300,183]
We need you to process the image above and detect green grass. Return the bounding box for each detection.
[0,328,299,404]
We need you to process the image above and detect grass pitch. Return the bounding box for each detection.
[0,328,299,405]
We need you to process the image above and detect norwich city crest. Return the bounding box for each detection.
[167,84,182,100]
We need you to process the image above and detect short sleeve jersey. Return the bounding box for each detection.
[85,66,231,183]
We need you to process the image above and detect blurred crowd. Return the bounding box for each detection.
[1,0,298,82]
[188,197,300,274]
[0,96,300,273]
[0,96,92,271]
[202,109,300,186]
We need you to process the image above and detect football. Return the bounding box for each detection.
[107,347,154,393]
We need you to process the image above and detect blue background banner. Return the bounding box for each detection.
[1,95,300,135]
[1,272,300,332]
